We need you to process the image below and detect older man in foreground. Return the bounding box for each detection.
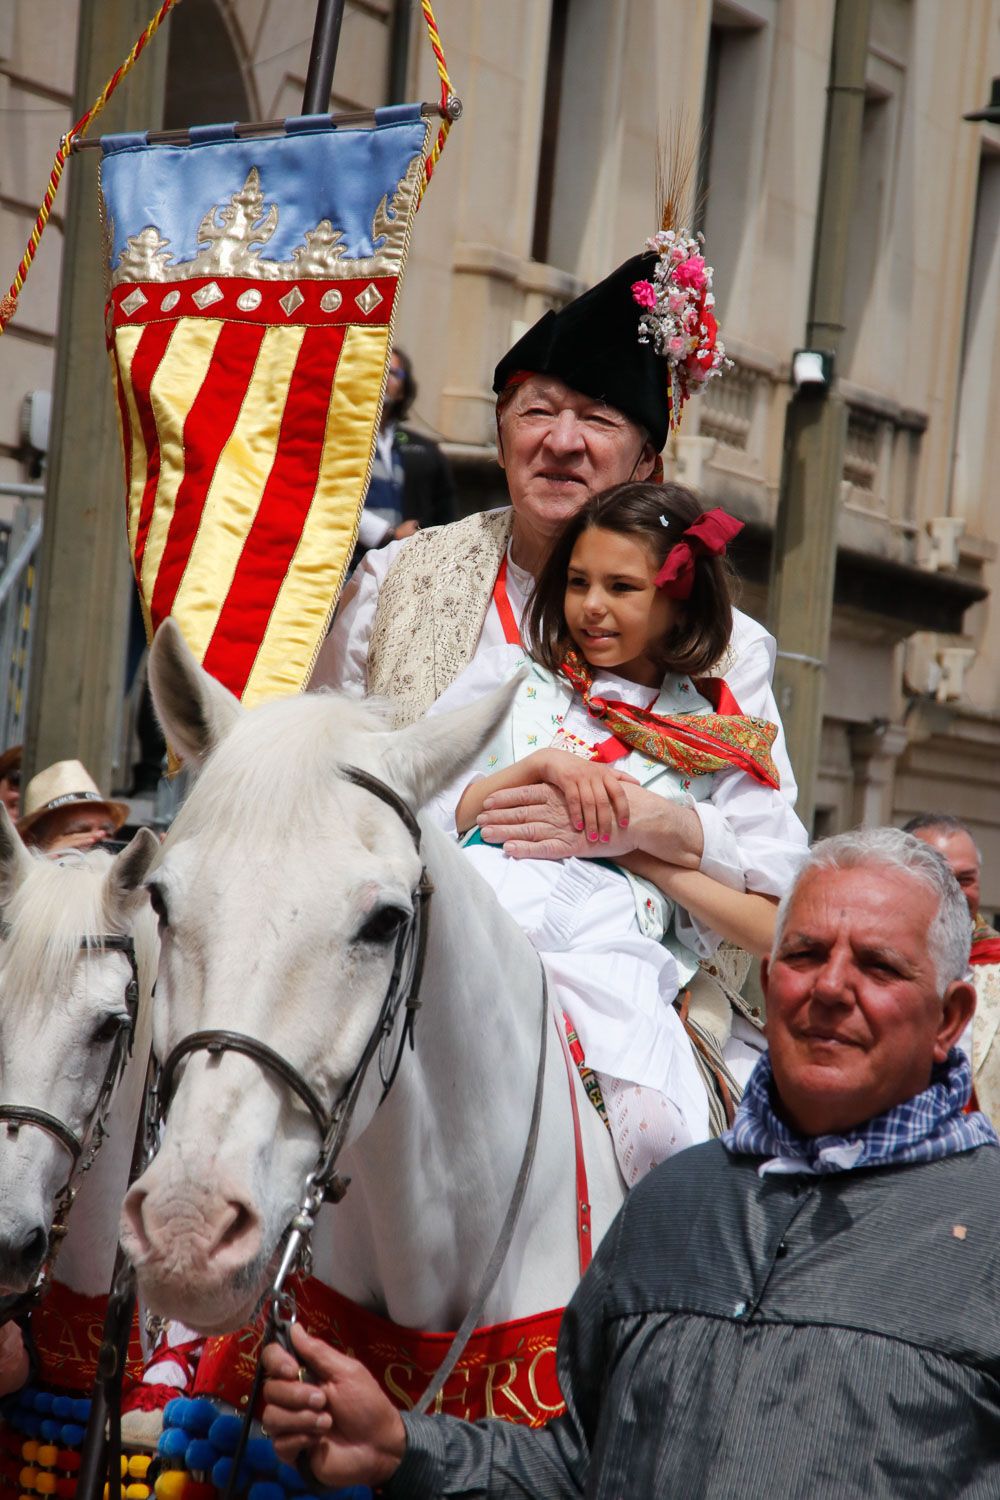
[262,827,1000,1497]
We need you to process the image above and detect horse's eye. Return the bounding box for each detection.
[356,906,407,946]
[92,1014,126,1046]
[147,883,169,929]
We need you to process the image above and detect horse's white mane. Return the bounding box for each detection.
[0,849,149,1022]
[161,690,396,853]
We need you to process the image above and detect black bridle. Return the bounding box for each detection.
[0,931,140,1320]
[151,766,433,1202]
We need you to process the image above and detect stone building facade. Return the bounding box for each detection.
[2,0,1000,902]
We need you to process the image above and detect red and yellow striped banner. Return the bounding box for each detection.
[101,113,430,704]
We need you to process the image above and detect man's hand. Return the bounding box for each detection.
[0,1321,29,1397]
[478,780,704,865]
[478,781,639,860]
[261,1322,405,1490]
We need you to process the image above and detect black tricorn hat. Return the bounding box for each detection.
[964,77,1000,122]
[493,252,670,450]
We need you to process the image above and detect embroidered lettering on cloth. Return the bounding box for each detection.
[722,1048,997,1178]
[559,650,780,787]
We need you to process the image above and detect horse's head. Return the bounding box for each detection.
[0,818,157,1294]
[123,620,520,1332]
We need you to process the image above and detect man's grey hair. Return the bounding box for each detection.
[773,827,972,990]
[901,811,983,866]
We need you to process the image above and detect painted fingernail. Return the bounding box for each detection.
[588,832,598,842]
[601,834,610,843]
[575,821,584,831]
[619,818,629,827]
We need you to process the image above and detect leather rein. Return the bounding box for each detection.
[0,928,140,1321]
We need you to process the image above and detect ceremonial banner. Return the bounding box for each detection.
[194,1274,566,1427]
[99,109,431,703]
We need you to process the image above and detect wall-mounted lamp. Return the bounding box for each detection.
[791,348,834,394]
[963,77,1000,123]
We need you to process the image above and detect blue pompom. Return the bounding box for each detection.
[180,1397,218,1435]
[33,1391,55,1413]
[207,1415,243,1454]
[275,1461,307,1494]
[158,1427,189,1459]
[59,1424,85,1447]
[40,1419,59,1442]
[244,1437,278,1475]
[185,1438,218,1473]
[162,1397,184,1428]
[52,1396,74,1419]
[247,1483,285,1500]
[72,1399,92,1422]
[212,1456,251,1491]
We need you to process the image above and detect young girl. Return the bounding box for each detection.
[424,482,807,1184]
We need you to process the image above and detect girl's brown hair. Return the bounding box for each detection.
[525,482,737,679]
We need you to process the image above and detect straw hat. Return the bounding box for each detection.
[18,760,129,840]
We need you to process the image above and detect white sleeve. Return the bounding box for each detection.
[723,616,799,808]
[356,511,392,552]
[307,537,409,694]
[676,770,810,954]
[421,647,523,832]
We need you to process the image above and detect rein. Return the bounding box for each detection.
[0,930,140,1323]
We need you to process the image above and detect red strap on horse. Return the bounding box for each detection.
[555,1009,593,1276]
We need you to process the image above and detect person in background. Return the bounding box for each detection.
[904,811,1000,1123]
[0,745,21,818]
[17,760,128,855]
[355,348,457,558]
[261,828,999,1498]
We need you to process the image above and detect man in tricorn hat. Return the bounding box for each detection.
[312,244,796,882]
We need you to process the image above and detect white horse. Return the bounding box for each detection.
[121,621,625,1341]
[0,816,158,1367]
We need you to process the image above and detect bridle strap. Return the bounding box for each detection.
[341,764,422,843]
[159,1030,331,1140]
[0,1104,82,1163]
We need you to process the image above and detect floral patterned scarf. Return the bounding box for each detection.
[559,650,781,787]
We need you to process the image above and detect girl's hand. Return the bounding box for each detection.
[261,1322,405,1489]
[534,750,637,845]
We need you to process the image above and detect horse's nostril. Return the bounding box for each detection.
[215,1202,255,1255]
[19,1226,47,1268]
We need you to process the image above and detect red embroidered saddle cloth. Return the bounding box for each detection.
[30,1279,145,1391]
[194,1275,566,1426]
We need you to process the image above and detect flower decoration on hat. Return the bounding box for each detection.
[631,228,731,433]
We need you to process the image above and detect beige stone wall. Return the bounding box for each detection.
[3,0,1000,890]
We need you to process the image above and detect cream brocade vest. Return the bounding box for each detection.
[367,507,514,727]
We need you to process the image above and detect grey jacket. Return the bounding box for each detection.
[388,1140,1000,1498]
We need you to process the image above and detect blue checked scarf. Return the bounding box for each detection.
[723,1048,997,1177]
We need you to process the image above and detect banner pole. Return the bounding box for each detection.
[302,0,347,112]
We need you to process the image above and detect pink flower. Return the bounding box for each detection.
[631,279,657,309]
[667,290,686,313]
[667,335,687,356]
[674,255,707,290]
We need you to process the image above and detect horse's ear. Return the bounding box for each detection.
[378,672,524,809]
[0,805,33,903]
[148,618,243,767]
[106,828,159,915]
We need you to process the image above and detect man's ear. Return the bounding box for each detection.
[635,440,657,481]
[759,956,772,1041]
[935,977,977,1064]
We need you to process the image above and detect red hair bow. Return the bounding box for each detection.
[654,507,744,600]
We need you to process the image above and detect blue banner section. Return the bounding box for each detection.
[100,111,427,269]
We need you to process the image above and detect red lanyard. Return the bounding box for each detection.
[492,555,522,646]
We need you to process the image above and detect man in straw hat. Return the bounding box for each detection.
[18,760,129,855]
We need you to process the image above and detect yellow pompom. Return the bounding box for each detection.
[127,1455,152,1479]
[36,1447,58,1469]
[153,1472,188,1500]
